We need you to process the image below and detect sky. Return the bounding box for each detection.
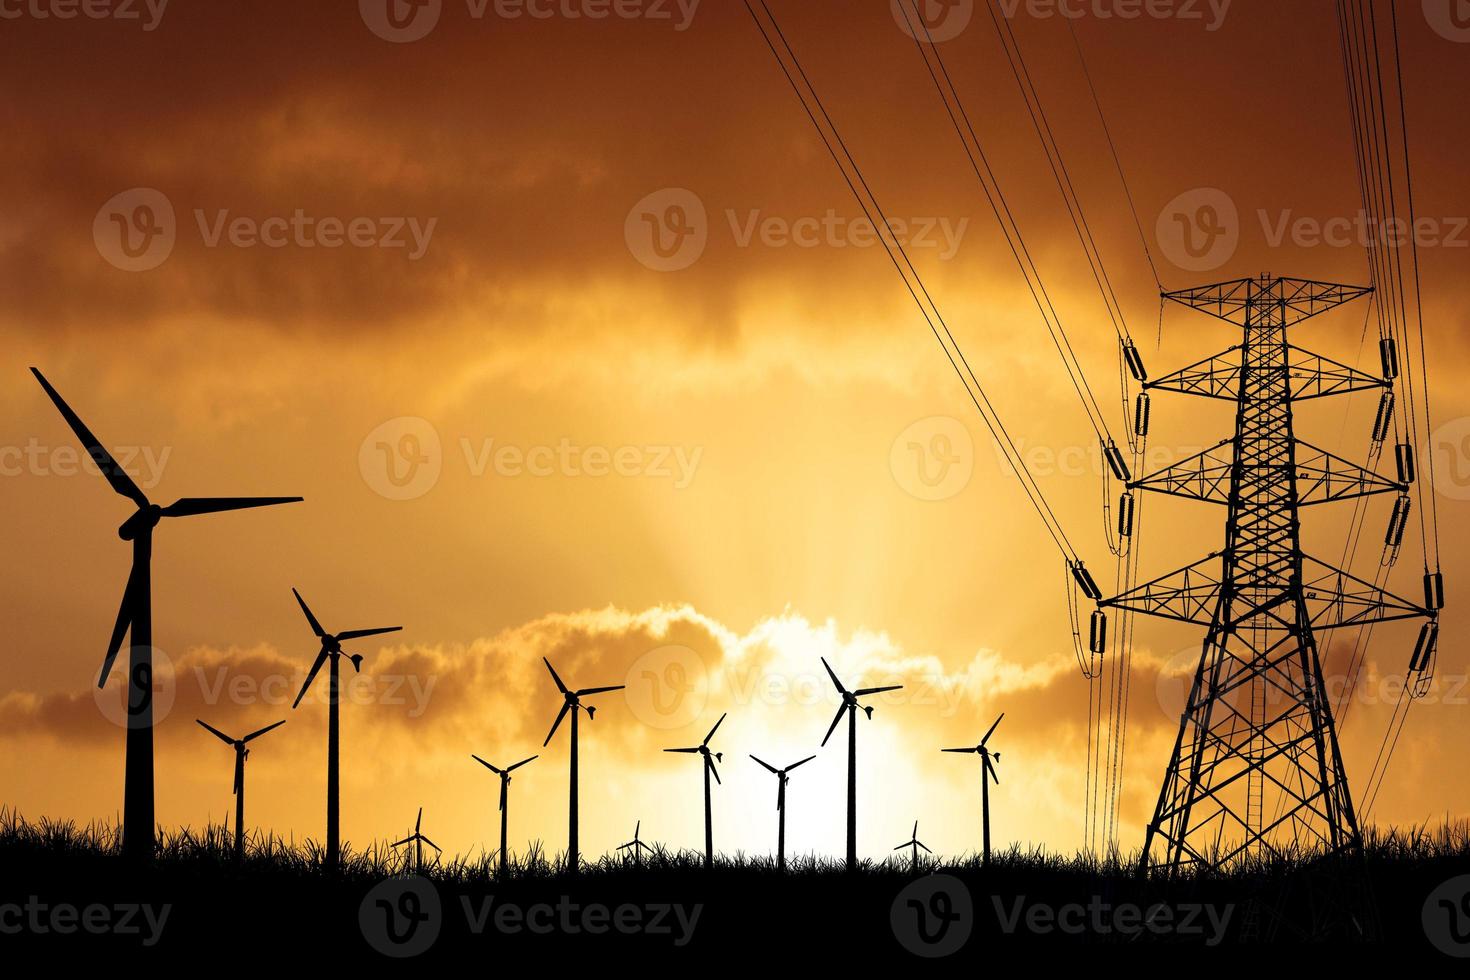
[1,0,1467,866]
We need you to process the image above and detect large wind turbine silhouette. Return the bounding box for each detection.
[391,807,440,873]
[472,753,536,879]
[541,657,624,874]
[290,588,401,874]
[30,367,302,861]
[749,753,815,870]
[196,718,285,862]
[893,820,932,875]
[819,657,902,871]
[664,712,727,869]
[943,712,1004,865]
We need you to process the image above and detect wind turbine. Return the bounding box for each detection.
[289,588,401,874]
[391,807,440,874]
[749,753,815,871]
[818,657,902,871]
[540,657,624,874]
[664,712,727,869]
[472,753,536,879]
[943,712,1004,865]
[617,820,654,870]
[196,718,285,862]
[30,367,302,861]
[893,820,932,875]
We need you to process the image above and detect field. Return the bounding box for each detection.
[2,809,1468,964]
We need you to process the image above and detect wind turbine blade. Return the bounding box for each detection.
[985,757,1000,785]
[391,836,412,848]
[819,656,847,695]
[777,780,786,812]
[30,368,148,506]
[292,650,329,709]
[498,781,508,813]
[749,754,778,774]
[233,765,242,796]
[942,747,979,754]
[415,808,422,833]
[195,719,235,745]
[820,703,846,748]
[291,589,326,638]
[854,685,902,697]
[98,565,140,688]
[893,842,908,851]
[981,712,1006,747]
[705,755,721,785]
[664,747,701,754]
[575,685,624,697]
[785,754,817,772]
[422,837,441,852]
[543,702,571,746]
[617,842,634,851]
[543,658,568,694]
[472,755,503,774]
[507,755,538,772]
[918,842,933,854]
[702,712,727,746]
[337,626,402,641]
[913,821,918,839]
[161,497,302,518]
[635,821,641,839]
[242,719,286,743]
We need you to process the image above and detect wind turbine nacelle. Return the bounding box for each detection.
[118,505,162,540]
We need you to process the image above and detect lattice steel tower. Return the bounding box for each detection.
[1102,275,1432,875]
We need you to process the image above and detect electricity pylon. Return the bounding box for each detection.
[1101,276,1433,889]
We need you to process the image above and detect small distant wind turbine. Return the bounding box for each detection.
[819,657,903,871]
[617,820,654,870]
[664,712,727,869]
[943,712,1004,865]
[472,753,536,879]
[541,657,625,873]
[893,820,932,875]
[749,753,815,871]
[289,588,402,874]
[392,807,440,873]
[31,367,302,860]
[196,718,285,862]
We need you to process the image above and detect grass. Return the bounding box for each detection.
[2,808,1467,963]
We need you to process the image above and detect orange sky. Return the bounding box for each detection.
[1,0,1467,865]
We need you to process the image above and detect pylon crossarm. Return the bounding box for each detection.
[1301,556,1431,629]
[1163,277,1373,328]
[1130,440,1235,503]
[1286,346,1390,401]
[1100,554,1223,625]
[1295,441,1406,505]
[1146,348,1243,400]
